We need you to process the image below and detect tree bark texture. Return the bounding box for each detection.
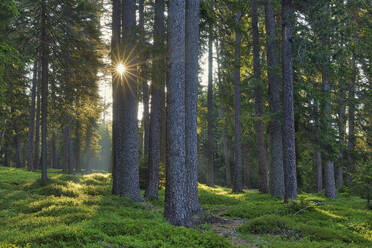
[282,0,297,201]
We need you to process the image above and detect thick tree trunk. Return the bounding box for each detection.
[252,0,269,194]
[265,0,284,198]
[232,11,243,193]
[316,151,322,192]
[111,0,121,195]
[207,28,215,187]
[185,0,201,213]
[28,61,37,171]
[164,0,191,226]
[282,0,297,201]
[117,0,142,201]
[145,0,165,200]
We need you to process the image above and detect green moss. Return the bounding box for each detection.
[0,166,371,248]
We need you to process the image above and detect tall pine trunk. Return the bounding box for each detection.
[75,120,81,173]
[185,0,201,213]
[117,0,142,201]
[146,0,165,200]
[111,0,121,195]
[40,0,48,182]
[34,62,41,170]
[28,61,37,171]
[164,0,191,226]
[207,27,215,187]
[321,3,336,199]
[265,0,284,198]
[337,96,345,188]
[282,0,297,201]
[252,0,269,194]
[232,11,243,193]
[316,151,322,192]
[139,0,149,160]
[347,54,356,186]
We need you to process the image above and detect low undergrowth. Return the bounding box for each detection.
[0,166,371,247]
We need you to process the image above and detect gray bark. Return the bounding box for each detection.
[207,27,215,187]
[145,0,165,200]
[265,0,284,198]
[232,11,243,193]
[164,0,191,226]
[185,0,201,213]
[117,0,142,201]
[282,0,297,201]
[28,61,37,171]
[252,0,269,193]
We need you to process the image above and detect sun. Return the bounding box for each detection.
[116,63,126,75]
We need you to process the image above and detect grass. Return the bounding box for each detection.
[0,166,371,247]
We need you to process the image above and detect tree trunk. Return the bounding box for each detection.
[316,151,322,192]
[28,61,37,171]
[242,142,251,188]
[111,0,121,195]
[75,120,81,173]
[185,0,201,213]
[139,0,149,160]
[145,0,165,200]
[320,3,336,199]
[222,108,231,186]
[337,95,346,188]
[34,62,41,170]
[207,27,215,187]
[40,0,48,182]
[12,119,21,168]
[251,0,270,194]
[63,127,69,171]
[232,11,243,193]
[265,0,284,198]
[164,0,191,226]
[117,0,142,201]
[51,132,57,169]
[282,0,297,201]
[347,54,356,186]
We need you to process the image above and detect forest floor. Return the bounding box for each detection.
[0,167,371,248]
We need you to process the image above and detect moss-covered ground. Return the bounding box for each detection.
[0,167,371,247]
